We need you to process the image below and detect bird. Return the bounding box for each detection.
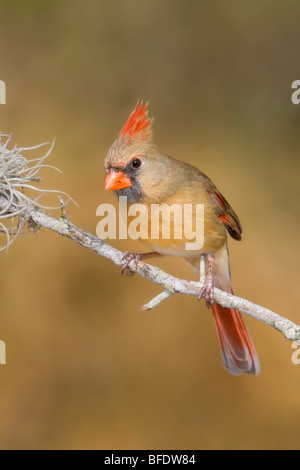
[104,100,260,376]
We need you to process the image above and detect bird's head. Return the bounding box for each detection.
[105,101,171,204]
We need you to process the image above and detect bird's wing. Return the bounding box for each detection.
[209,186,242,241]
[170,161,243,242]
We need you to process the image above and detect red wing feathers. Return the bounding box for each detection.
[211,188,242,241]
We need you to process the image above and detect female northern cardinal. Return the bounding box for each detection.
[104,101,260,376]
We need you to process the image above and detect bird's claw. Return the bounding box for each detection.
[121,252,142,276]
[198,273,215,308]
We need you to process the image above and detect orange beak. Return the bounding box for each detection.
[105,170,132,190]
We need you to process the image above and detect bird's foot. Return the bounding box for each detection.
[121,252,143,276]
[198,273,215,308]
[121,251,161,276]
[198,253,215,308]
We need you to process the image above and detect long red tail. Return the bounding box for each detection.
[186,247,260,375]
[212,298,260,375]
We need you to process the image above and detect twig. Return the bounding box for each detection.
[142,290,173,311]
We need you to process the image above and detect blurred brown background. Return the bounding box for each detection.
[0,0,299,450]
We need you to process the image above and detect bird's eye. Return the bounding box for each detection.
[131,158,142,169]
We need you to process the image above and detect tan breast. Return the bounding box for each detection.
[126,184,227,258]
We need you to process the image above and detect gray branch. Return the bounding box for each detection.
[0,135,298,344]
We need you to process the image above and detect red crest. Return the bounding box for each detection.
[120,100,152,140]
